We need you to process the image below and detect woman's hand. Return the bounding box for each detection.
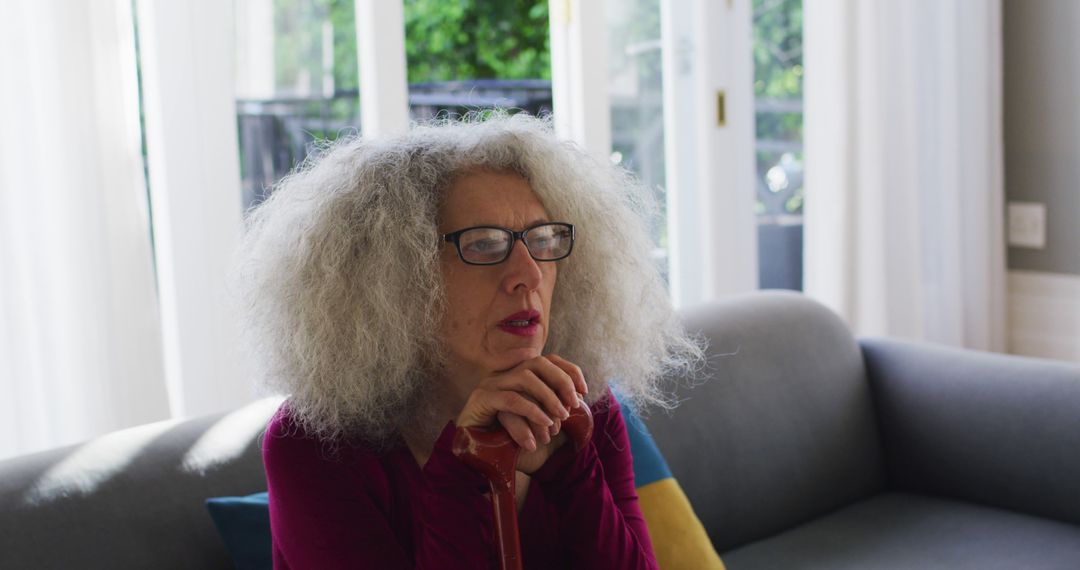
[455,354,588,474]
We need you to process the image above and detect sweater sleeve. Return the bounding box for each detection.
[530,391,659,569]
[263,411,497,569]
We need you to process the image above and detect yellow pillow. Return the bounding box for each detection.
[617,391,725,570]
[637,478,726,570]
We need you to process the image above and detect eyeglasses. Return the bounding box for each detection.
[442,222,575,265]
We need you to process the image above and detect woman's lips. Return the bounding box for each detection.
[498,310,541,337]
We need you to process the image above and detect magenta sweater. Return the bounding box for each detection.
[262,389,658,569]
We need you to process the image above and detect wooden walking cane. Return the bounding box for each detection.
[452,396,593,570]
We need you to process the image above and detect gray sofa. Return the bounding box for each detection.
[2,290,1078,569]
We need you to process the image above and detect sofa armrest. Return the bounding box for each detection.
[861,337,1080,525]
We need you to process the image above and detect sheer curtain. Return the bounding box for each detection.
[0,0,170,460]
[803,0,1007,352]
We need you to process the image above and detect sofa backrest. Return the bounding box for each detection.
[643,290,886,552]
[0,397,278,569]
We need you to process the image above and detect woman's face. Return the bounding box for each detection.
[437,169,558,379]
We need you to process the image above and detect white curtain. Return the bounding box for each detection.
[803,0,1007,352]
[0,0,170,460]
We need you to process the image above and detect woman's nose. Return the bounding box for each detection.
[501,239,543,292]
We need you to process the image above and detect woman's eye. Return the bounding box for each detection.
[465,239,502,253]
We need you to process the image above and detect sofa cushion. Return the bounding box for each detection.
[721,492,1080,569]
[646,291,886,551]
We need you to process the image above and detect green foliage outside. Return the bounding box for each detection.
[403,0,550,82]
[753,0,803,97]
[607,0,662,82]
[752,0,803,215]
[273,0,358,92]
[270,0,801,98]
[270,0,798,120]
[272,0,551,92]
[752,0,802,141]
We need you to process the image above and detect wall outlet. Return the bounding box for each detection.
[1008,201,1047,249]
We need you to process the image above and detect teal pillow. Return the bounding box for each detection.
[614,392,673,486]
[205,492,271,570]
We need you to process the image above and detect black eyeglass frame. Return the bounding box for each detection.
[441,222,576,266]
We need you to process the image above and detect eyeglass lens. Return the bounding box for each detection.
[458,224,572,264]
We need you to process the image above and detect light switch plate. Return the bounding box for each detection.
[1008,201,1046,249]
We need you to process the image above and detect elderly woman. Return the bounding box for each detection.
[236,114,701,569]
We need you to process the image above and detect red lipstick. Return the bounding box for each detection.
[497,310,541,337]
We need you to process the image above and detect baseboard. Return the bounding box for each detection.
[1008,270,1080,363]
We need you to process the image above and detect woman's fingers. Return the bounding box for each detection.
[494,390,555,430]
[458,387,552,430]
[510,393,555,444]
[497,411,549,451]
[526,356,581,410]
[500,369,570,422]
[456,355,588,436]
[545,354,588,397]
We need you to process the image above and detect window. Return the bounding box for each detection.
[234,0,360,211]
[234,0,556,211]
[753,0,804,290]
[608,0,668,281]
[403,0,552,120]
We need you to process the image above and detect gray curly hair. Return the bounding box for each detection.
[233,113,703,448]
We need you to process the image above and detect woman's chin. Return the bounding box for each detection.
[491,347,544,372]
